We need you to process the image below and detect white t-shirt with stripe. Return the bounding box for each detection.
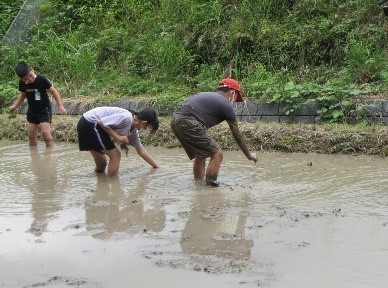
[83,107,142,148]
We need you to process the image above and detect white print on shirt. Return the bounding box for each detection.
[34,89,41,101]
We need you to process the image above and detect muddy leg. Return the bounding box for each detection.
[205,150,223,186]
[193,157,206,180]
[90,150,107,173]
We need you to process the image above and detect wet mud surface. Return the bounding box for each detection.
[0,141,388,288]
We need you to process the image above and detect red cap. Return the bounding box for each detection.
[218,78,244,102]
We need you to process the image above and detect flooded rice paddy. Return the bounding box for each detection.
[0,140,388,288]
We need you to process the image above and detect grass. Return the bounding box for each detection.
[2,113,388,156]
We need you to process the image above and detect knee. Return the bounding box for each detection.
[111,149,121,161]
[95,158,107,173]
[107,149,121,169]
[27,133,38,146]
[93,154,107,173]
[41,130,53,141]
[28,134,37,142]
[194,157,206,167]
[28,130,37,140]
[213,150,223,161]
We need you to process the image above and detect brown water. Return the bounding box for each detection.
[0,141,387,288]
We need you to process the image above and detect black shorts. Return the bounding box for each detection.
[27,106,52,124]
[170,113,219,160]
[77,116,116,152]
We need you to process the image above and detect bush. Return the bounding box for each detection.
[0,0,386,121]
[0,82,18,113]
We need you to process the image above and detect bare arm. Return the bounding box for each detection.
[227,120,258,163]
[97,121,129,144]
[48,86,67,115]
[9,92,26,111]
[135,146,159,168]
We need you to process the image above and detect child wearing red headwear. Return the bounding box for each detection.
[171,78,258,186]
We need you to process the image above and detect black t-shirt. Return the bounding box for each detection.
[19,74,52,113]
[177,92,237,128]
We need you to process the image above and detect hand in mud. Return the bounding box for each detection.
[250,152,258,163]
[120,143,129,156]
[117,135,129,156]
[117,135,129,145]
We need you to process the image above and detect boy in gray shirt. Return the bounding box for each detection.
[171,78,258,186]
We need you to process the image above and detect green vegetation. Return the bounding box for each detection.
[2,114,388,156]
[0,0,24,37]
[0,0,387,123]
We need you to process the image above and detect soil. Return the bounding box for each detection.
[2,146,388,288]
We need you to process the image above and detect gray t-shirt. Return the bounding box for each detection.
[177,92,237,128]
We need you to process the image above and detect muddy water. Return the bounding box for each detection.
[0,140,387,288]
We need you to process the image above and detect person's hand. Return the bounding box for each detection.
[120,142,129,156]
[250,152,258,163]
[58,105,68,115]
[117,135,129,145]
[7,106,16,118]
[9,105,16,112]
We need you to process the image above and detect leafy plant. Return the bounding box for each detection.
[0,0,386,112]
[314,84,373,123]
[0,82,17,113]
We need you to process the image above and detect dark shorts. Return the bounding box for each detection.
[77,116,116,152]
[27,106,52,124]
[170,113,219,160]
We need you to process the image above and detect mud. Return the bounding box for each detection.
[0,141,387,288]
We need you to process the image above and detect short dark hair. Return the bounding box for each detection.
[15,61,31,78]
[217,86,231,94]
[134,108,159,132]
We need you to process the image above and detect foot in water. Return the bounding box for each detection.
[205,175,220,187]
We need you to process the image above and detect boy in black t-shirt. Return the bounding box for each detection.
[9,61,67,148]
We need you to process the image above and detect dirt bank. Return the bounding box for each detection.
[1,114,388,156]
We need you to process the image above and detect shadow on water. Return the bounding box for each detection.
[0,141,388,287]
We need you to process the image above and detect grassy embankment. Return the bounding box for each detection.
[2,113,388,156]
[1,1,387,118]
[0,1,387,155]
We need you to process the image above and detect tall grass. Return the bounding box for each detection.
[0,0,386,106]
[345,40,386,84]
[27,31,96,82]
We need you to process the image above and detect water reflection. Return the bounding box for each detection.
[85,171,166,240]
[27,147,61,236]
[1,143,388,288]
[180,188,254,261]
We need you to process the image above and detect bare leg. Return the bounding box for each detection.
[104,148,122,177]
[40,122,54,148]
[205,150,223,186]
[90,150,107,173]
[193,157,206,180]
[27,123,39,147]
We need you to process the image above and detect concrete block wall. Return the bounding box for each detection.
[233,99,388,124]
[18,98,388,124]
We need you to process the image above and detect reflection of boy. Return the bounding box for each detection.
[180,191,253,261]
[9,61,67,148]
[85,175,165,239]
[28,149,59,236]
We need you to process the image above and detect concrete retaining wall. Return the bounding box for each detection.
[18,98,388,124]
